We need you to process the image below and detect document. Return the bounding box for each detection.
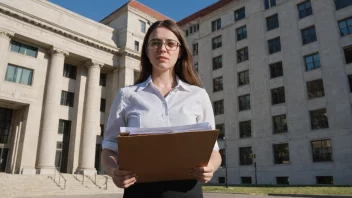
[120,122,212,134]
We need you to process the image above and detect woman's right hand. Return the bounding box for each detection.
[111,168,137,188]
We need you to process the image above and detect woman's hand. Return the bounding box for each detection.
[111,168,137,188]
[190,163,215,183]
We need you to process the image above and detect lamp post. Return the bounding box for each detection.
[223,136,228,188]
[251,153,257,186]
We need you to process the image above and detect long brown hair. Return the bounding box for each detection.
[135,20,201,87]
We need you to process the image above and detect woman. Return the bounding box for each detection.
[101,20,221,198]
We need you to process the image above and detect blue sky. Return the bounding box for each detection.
[48,0,218,22]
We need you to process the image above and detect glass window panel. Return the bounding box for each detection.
[15,67,23,83]
[5,65,16,82]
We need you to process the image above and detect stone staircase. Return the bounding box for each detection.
[0,173,124,197]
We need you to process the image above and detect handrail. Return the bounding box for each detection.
[51,168,67,190]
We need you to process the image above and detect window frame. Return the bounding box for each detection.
[273,143,290,164]
[60,90,75,107]
[236,25,247,41]
[212,35,222,50]
[273,114,288,134]
[338,17,352,37]
[239,120,252,138]
[269,61,283,78]
[311,139,333,162]
[309,108,329,130]
[211,18,222,32]
[307,79,325,99]
[237,47,249,63]
[301,26,317,45]
[238,70,250,86]
[214,100,224,115]
[266,14,279,31]
[271,86,286,105]
[5,64,33,86]
[238,94,251,111]
[304,53,321,71]
[212,55,223,70]
[268,37,281,54]
[213,76,223,92]
[234,7,246,22]
[239,146,253,165]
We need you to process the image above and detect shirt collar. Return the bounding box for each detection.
[136,75,192,92]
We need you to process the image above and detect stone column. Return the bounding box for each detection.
[0,30,14,81]
[36,47,68,174]
[77,60,102,175]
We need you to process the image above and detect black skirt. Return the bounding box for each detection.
[123,179,203,198]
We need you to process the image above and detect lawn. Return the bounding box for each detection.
[202,186,352,196]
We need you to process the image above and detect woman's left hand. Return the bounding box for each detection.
[190,163,215,183]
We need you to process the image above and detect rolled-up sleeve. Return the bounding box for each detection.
[198,89,220,151]
[102,89,126,153]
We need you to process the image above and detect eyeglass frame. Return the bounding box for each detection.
[147,39,182,51]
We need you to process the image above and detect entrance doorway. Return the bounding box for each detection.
[0,107,13,172]
[55,119,71,173]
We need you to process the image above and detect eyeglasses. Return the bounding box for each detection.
[147,39,181,51]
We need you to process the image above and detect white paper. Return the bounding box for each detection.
[120,122,212,135]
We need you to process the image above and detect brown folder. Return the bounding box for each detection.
[117,129,219,183]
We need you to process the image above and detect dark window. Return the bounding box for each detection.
[266,14,279,31]
[60,91,74,107]
[134,41,139,52]
[194,63,198,72]
[139,20,146,33]
[305,53,321,71]
[212,18,221,32]
[0,108,13,144]
[213,56,222,70]
[58,119,71,134]
[235,7,246,22]
[212,35,222,49]
[238,70,249,86]
[237,47,249,63]
[213,76,223,92]
[270,62,283,78]
[268,37,281,54]
[218,177,226,184]
[100,98,106,113]
[307,79,325,99]
[334,0,352,10]
[236,26,247,41]
[298,1,313,19]
[241,177,252,184]
[100,73,107,87]
[5,64,33,86]
[264,0,276,9]
[240,120,251,138]
[216,124,225,139]
[273,143,290,164]
[239,94,250,111]
[310,108,329,130]
[193,43,198,55]
[338,17,352,36]
[220,149,226,167]
[214,100,224,115]
[100,124,104,137]
[273,114,287,134]
[301,26,317,45]
[276,177,289,185]
[9,40,38,57]
[348,75,352,92]
[311,139,333,162]
[271,87,285,105]
[239,147,253,165]
[63,63,77,80]
[344,46,352,64]
[316,176,333,185]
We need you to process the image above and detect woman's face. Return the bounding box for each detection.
[146,27,181,74]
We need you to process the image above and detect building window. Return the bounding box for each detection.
[240,120,251,138]
[264,0,276,9]
[338,17,352,36]
[270,62,283,78]
[100,73,106,87]
[216,124,225,139]
[212,35,222,49]
[213,76,223,92]
[213,56,222,70]
[236,25,247,41]
[139,20,146,33]
[220,149,226,167]
[189,24,199,35]
[334,0,352,10]
[218,177,226,184]
[273,143,290,164]
[134,41,139,52]
[271,87,285,105]
[301,26,317,45]
[276,177,289,185]
[193,43,198,55]
[5,64,33,86]
[348,75,352,92]
[237,47,249,63]
[304,53,321,71]
[234,7,246,22]
[212,18,221,32]
[239,146,253,165]
[100,98,106,113]
[241,177,252,184]
[100,124,104,137]
[316,176,333,185]
[266,14,279,31]
[273,114,287,134]
[63,63,77,80]
[310,108,329,130]
[344,46,352,64]
[58,119,71,134]
[312,139,333,162]
[298,0,313,19]
[9,40,38,57]
[238,70,249,86]
[268,37,281,54]
[194,63,198,72]
[60,91,74,107]
[239,94,250,111]
[214,100,224,115]
[307,79,325,99]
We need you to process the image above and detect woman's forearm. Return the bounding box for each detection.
[208,150,222,170]
[101,149,119,177]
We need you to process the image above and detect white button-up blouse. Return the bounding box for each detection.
[102,76,219,153]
